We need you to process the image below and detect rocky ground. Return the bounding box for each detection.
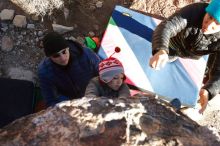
[0,0,219,144]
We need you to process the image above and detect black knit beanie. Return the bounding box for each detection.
[43,32,69,57]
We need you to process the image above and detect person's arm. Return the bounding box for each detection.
[38,70,69,107]
[152,3,207,54]
[85,79,100,98]
[118,83,131,98]
[152,15,187,55]
[84,48,101,75]
[203,53,220,98]
[150,15,187,69]
[199,52,220,113]
[202,52,220,94]
[150,3,207,69]
[149,3,208,69]
[199,89,209,114]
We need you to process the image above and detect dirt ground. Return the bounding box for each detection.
[0,0,133,36]
[0,0,219,140]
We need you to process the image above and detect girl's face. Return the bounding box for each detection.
[107,73,124,91]
[202,13,220,34]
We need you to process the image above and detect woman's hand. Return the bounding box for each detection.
[199,89,209,114]
[149,50,169,70]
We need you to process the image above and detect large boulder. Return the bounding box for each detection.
[0,95,219,146]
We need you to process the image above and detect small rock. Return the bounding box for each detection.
[27,24,35,29]
[34,31,37,36]
[1,23,8,28]
[89,31,95,37]
[52,24,74,34]
[93,24,99,30]
[68,36,77,41]
[7,67,35,82]
[96,1,103,8]
[18,35,23,39]
[1,36,14,52]
[38,36,44,41]
[174,0,188,8]
[21,31,26,35]
[16,41,21,46]
[76,36,85,45]
[0,9,15,20]
[13,15,27,28]
[35,38,39,42]
[73,24,78,28]
[37,31,43,37]
[130,0,147,12]
[9,24,14,29]
[31,15,39,21]
[1,27,8,32]
[64,7,69,20]
[89,5,96,10]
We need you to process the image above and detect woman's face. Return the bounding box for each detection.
[107,73,124,91]
[202,13,220,34]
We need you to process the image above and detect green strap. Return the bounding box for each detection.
[84,37,97,51]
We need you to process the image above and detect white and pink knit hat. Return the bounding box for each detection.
[99,57,124,83]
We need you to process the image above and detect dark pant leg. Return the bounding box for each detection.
[203,53,217,84]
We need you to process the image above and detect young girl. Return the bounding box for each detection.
[85,57,130,98]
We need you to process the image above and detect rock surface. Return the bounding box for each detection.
[0,0,219,145]
[0,96,219,146]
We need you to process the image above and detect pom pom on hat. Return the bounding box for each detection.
[114,47,121,53]
[206,0,220,23]
[99,47,124,83]
[43,32,69,57]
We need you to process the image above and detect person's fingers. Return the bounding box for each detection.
[160,57,168,68]
[149,57,156,68]
[152,61,157,69]
[150,50,168,69]
[199,100,208,114]
[155,54,168,69]
[154,57,162,70]
[198,90,209,114]
[150,56,159,69]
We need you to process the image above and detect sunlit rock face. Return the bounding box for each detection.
[0,95,219,146]
[10,0,64,16]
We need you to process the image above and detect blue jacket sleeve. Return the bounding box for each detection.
[38,68,69,107]
[84,47,101,75]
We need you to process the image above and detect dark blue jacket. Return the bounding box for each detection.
[38,40,101,107]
